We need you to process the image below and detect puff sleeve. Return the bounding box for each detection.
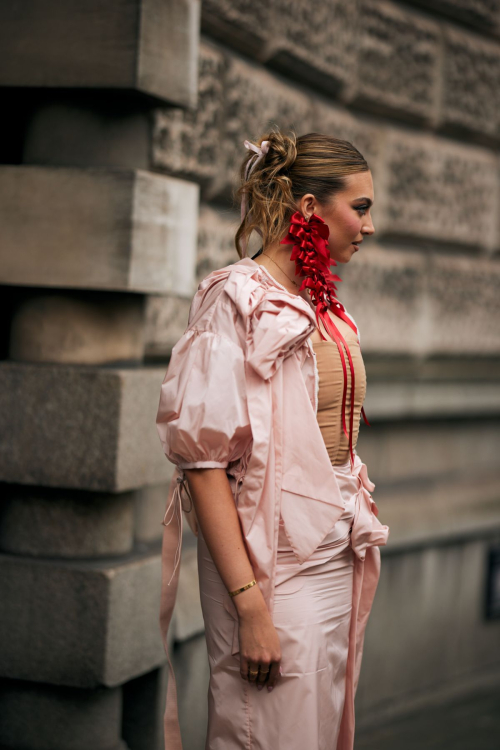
[224,270,317,381]
[156,328,252,470]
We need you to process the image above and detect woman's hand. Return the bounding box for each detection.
[234,585,282,692]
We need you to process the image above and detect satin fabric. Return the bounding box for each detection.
[156,257,389,750]
[198,460,356,750]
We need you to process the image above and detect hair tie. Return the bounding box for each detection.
[240,139,270,255]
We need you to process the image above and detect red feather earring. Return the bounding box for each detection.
[280,211,370,468]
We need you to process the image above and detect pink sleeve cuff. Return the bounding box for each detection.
[179,460,229,470]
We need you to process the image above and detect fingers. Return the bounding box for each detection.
[247,663,260,683]
[266,661,281,690]
[240,656,249,681]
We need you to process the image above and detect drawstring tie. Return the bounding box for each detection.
[161,472,193,585]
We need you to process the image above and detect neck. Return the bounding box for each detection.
[259,241,302,294]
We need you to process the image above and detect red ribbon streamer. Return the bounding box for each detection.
[280,211,370,468]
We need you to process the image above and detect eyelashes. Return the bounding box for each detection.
[355,205,368,216]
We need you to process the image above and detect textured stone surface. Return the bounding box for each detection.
[134,476,197,546]
[153,42,313,199]
[122,667,167,750]
[356,418,500,487]
[0,680,125,750]
[221,54,312,199]
[441,25,500,141]
[0,485,135,558]
[356,534,500,717]
[352,0,440,122]
[364,381,500,419]
[9,292,146,365]
[341,246,500,356]
[378,131,498,249]
[144,294,193,360]
[0,549,165,687]
[0,363,170,492]
[268,0,357,95]
[171,635,210,750]
[0,167,199,295]
[201,0,272,59]
[310,103,386,176]
[0,0,200,107]
[406,0,500,36]
[172,547,205,641]
[369,468,500,549]
[153,41,225,186]
[23,96,152,169]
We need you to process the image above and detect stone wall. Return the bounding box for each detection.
[0,1,499,749]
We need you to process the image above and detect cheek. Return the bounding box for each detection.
[327,211,359,240]
[343,213,361,235]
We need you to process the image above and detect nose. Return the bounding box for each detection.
[363,214,375,236]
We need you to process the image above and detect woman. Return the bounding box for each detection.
[156,129,390,750]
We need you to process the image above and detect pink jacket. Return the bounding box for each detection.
[156,256,389,750]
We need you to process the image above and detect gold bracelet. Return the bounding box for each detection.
[229,578,257,597]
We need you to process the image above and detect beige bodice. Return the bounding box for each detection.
[311,316,366,466]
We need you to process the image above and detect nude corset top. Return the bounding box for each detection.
[311,315,367,466]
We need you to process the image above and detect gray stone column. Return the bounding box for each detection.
[0,3,203,750]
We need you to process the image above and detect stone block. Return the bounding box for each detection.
[441,25,500,142]
[0,362,171,492]
[135,480,174,545]
[0,167,199,296]
[364,381,500,420]
[220,54,313,199]
[368,466,500,548]
[309,102,386,176]
[9,292,146,365]
[201,0,272,60]
[144,202,265,360]
[356,534,500,716]
[153,41,226,187]
[351,0,440,123]
[144,294,193,360]
[341,246,500,356]
[0,485,135,558]
[377,130,498,250]
[0,0,200,107]
[0,549,165,688]
[23,95,152,169]
[356,418,500,487]
[0,679,125,750]
[407,0,500,36]
[196,204,242,282]
[171,635,210,750]
[172,547,205,641]
[267,0,357,96]
[122,667,167,750]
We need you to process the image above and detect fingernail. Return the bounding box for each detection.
[267,685,273,692]
[257,684,263,690]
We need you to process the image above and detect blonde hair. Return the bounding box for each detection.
[234,127,369,258]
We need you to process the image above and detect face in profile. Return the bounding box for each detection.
[302,170,376,264]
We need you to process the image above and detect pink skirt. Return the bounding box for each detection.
[197,457,359,750]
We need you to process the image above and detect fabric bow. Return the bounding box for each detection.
[240,139,270,255]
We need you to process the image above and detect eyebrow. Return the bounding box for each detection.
[354,197,374,206]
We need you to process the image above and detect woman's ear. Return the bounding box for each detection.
[297,193,317,221]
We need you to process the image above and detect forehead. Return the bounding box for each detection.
[340,171,374,200]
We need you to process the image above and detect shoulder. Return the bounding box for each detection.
[184,258,317,380]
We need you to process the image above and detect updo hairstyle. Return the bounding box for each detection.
[234,127,369,258]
